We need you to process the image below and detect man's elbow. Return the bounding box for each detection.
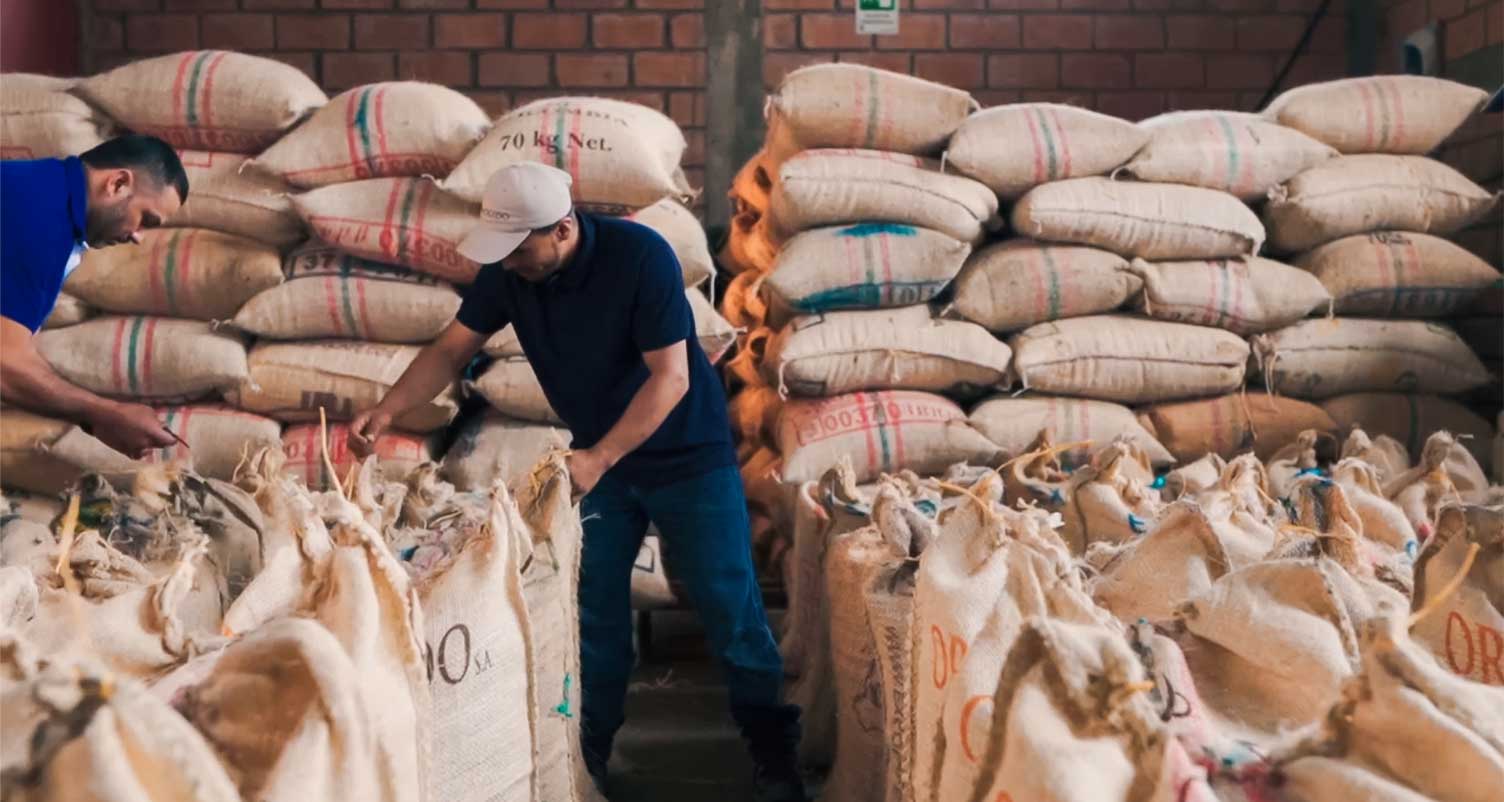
[662,367,690,402]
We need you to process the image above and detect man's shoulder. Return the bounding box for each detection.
[0,157,67,189]
[588,212,672,255]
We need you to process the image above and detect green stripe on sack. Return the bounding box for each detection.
[1038,246,1063,320]
[163,231,183,314]
[126,317,146,396]
[553,101,569,170]
[395,180,419,262]
[353,87,376,172]
[1214,260,1232,328]
[864,70,881,149]
[338,259,360,334]
[873,398,893,472]
[184,52,214,127]
[1215,115,1241,192]
[1033,108,1060,180]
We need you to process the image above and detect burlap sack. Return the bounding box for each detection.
[630,532,675,609]
[764,223,971,325]
[281,422,434,491]
[36,316,249,402]
[471,357,561,425]
[767,64,976,160]
[445,96,690,213]
[1264,155,1499,253]
[139,404,282,481]
[1329,458,1420,559]
[441,410,569,492]
[741,446,788,520]
[77,50,327,153]
[948,239,1138,334]
[728,383,781,447]
[0,410,84,494]
[172,150,305,248]
[0,73,109,160]
[730,149,772,217]
[1265,429,1326,500]
[969,395,1172,469]
[1252,318,1491,399]
[1295,231,1501,317]
[1,489,65,526]
[865,522,924,802]
[1160,453,1226,500]
[1130,256,1331,335]
[1339,427,1411,485]
[1009,315,1250,404]
[764,306,1011,397]
[1044,442,1163,555]
[292,177,482,285]
[775,390,1003,485]
[627,198,714,289]
[1138,392,1336,462]
[1263,75,1489,155]
[41,292,92,329]
[769,149,1000,244]
[1410,504,1503,687]
[1011,177,1266,260]
[946,104,1149,198]
[720,211,779,277]
[65,228,284,321]
[1383,435,1486,543]
[227,340,459,432]
[1322,392,1495,471]
[1123,111,1337,200]
[253,81,489,188]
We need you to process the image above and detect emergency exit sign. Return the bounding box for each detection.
[856,0,899,35]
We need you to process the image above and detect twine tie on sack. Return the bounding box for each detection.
[1408,541,1481,629]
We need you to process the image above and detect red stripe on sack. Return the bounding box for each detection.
[842,233,862,289]
[171,53,194,130]
[148,233,168,311]
[410,180,434,267]
[111,317,130,394]
[303,424,320,487]
[1199,260,1222,327]
[355,276,373,340]
[1201,118,1220,188]
[198,52,229,130]
[1372,237,1397,313]
[379,179,404,263]
[175,405,196,461]
[1233,123,1255,197]
[1385,78,1407,154]
[1045,397,1059,440]
[373,87,391,164]
[1229,261,1247,327]
[344,91,362,182]
[887,392,906,472]
[1025,111,1047,185]
[140,317,159,396]
[877,231,894,290]
[854,392,880,475]
[177,230,197,314]
[323,275,345,336]
[847,73,867,154]
[1210,394,1226,455]
[1047,108,1073,178]
[1356,82,1379,152]
[537,103,552,160]
[1031,247,1050,322]
[1077,399,1091,466]
[569,107,585,197]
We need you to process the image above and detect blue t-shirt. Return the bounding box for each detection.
[1,157,89,333]
[456,212,736,488]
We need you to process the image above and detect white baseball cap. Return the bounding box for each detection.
[457,162,574,263]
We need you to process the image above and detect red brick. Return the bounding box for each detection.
[1384,0,1428,41]
[974,89,1022,107]
[1281,51,1346,86]
[321,0,394,8]
[475,0,549,7]
[400,0,470,8]
[1204,53,1274,89]
[93,0,165,10]
[1166,90,1241,111]
[668,91,707,127]
[242,0,313,8]
[1135,52,1204,88]
[1166,14,1234,50]
[1443,134,1504,182]
[434,14,508,49]
[276,14,350,50]
[1307,13,1346,53]
[1275,0,1321,10]
[763,51,836,88]
[684,129,706,167]
[1021,14,1092,49]
[94,18,126,51]
[264,51,317,80]
[765,13,798,49]
[354,14,430,49]
[914,53,986,88]
[671,14,705,48]
[464,91,511,118]
[948,14,1020,48]
[586,90,668,111]
[164,0,235,9]
[635,0,703,7]
[1062,52,1133,88]
[1235,15,1306,50]
[765,0,837,7]
[838,51,914,74]
[875,12,948,49]
[513,13,588,48]
[1447,7,1491,60]
[801,13,875,49]
[1095,14,1164,49]
[555,54,629,88]
[989,0,1058,6]
[1433,0,1469,19]
[1209,0,1271,8]
[125,14,199,52]
[1491,3,1504,46]
[556,0,629,7]
[324,52,396,90]
[1063,0,1130,8]
[987,53,1059,88]
[477,52,552,87]
[398,51,472,86]
[1169,0,1204,8]
[202,13,275,50]
[634,52,706,87]
[591,13,665,48]
[1096,90,1165,121]
[915,0,986,7]
[1133,0,1172,8]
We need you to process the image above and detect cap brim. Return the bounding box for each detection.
[457,225,529,264]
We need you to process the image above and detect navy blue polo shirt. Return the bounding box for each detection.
[0,157,89,333]
[456,212,736,488]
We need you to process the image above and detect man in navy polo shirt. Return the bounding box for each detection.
[1,135,188,457]
[350,163,804,801]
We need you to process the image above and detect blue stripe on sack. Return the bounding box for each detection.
[836,222,919,239]
[795,280,949,312]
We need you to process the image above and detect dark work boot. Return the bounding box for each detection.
[752,749,808,802]
[737,703,808,802]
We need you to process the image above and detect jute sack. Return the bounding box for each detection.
[1263,75,1489,155]
[764,223,971,325]
[729,383,781,447]
[1009,315,1250,404]
[36,316,249,402]
[1252,318,1491,399]
[729,149,773,217]
[864,506,928,802]
[1295,231,1501,317]
[1138,392,1336,462]
[0,563,37,628]
[172,150,305,248]
[292,177,482,285]
[1339,426,1411,485]
[471,358,561,425]
[42,293,92,329]
[769,149,1000,244]
[1322,392,1495,471]
[253,81,489,188]
[946,104,1149,198]
[719,211,779,277]
[767,64,976,160]
[1385,435,1487,539]
[764,306,1011,397]
[1011,177,1265,260]
[1265,429,1326,500]
[1329,458,1420,559]
[969,396,1172,469]
[413,482,538,802]
[234,243,460,343]
[76,50,327,153]
[0,73,109,160]
[1160,453,1226,501]
[947,239,1138,334]
[226,340,459,432]
[141,404,282,481]
[281,422,434,491]
[445,97,690,213]
[0,410,85,494]
[631,531,675,609]
[1122,111,1337,200]
[775,390,1003,485]
[1411,504,1504,687]
[441,410,569,492]
[1279,475,1414,599]
[1264,155,1499,253]
[722,269,770,333]
[1130,256,1331,335]
[1040,442,1164,555]
[0,489,65,525]
[65,228,284,321]
[628,198,714,288]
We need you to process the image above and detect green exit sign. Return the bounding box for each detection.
[856,0,898,35]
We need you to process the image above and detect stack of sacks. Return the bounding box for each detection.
[1251,75,1499,472]
[0,73,112,160]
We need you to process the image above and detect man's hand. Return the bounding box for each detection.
[86,401,176,458]
[567,448,611,500]
[347,409,393,459]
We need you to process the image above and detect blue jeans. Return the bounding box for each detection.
[578,465,797,772]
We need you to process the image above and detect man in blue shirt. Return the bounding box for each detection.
[350,163,805,801]
[1,135,189,456]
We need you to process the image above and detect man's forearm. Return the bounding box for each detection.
[0,350,117,422]
[592,371,689,467]
[374,344,465,419]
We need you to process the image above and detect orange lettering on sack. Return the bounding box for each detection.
[929,626,970,690]
[1479,623,1504,685]
[1445,611,1475,677]
[960,693,992,763]
[1442,611,1504,686]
